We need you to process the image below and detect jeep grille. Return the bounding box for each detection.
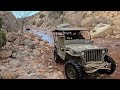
[85,49,102,62]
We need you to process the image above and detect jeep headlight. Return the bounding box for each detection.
[71,50,77,54]
[81,51,85,56]
[102,50,105,54]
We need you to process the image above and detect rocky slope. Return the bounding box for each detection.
[27,11,120,39]
[0,11,20,32]
[0,30,64,79]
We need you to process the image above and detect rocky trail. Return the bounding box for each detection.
[0,28,120,79]
[0,29,65,79]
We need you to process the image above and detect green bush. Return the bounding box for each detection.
[0,31,6,48]
[0,17,3,30]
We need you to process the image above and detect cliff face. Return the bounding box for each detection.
[27,11,120,39]
[0,11,20,32]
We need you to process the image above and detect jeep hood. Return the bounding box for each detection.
[66,44,106,54]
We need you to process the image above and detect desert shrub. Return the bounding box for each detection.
[0,31,6,48]
[0,17,3,30]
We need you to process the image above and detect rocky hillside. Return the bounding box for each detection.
[0,30,64,79]
[0,11,20,32]
[27,11,120,39]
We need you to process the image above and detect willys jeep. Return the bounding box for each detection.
[52,27,116,79]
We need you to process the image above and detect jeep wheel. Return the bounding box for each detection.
[65,60,83,79]
[54,50,61,63]
[98,55,116,75]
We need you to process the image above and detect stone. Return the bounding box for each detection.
[23,39,35,49]
[14,37,20,45]
[27,68,36,74]
[15,51,23,59]
[6,32,18,42]
[37,74,47,79]
[30,56,34,59]
[40,41,46,45]
[48,66,53,69]
[17,75,40,79]
[9,59,21,67]
[24,33,31,40]
[33,49,40,56]
[1,71,19,79]
[33,38,40,45]
[0,50,12,59]
[23,57,30,61]
[90,23,111,38]
[12,53,17,58]
[115,34,120,39]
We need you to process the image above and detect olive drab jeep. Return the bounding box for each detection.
[52,27,116,79]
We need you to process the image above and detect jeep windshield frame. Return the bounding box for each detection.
[52,28,91,39]
[52,27,92,46]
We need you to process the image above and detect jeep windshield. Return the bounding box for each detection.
[53,28,92,44]
[64,30,91,40]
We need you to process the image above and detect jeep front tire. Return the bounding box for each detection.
[98,55,116,75]
[65,60,84,79]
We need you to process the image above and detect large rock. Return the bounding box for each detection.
[6,32,18,42]
[23,39,35,49]
[17,75,40,79]
[12,53,17,58]
[33,49,40,56]
[90,23,111,38]
[9,59,21,67]
[15,51,25,59]
[14,37,20,45]
[0,50,12,59]
[33,38,40,45]
[115,34,120,39]
[24,33,32,40]
[1,71,19,79]
[40,40,47,45]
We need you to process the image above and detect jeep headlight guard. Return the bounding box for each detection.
[102,50,105,54]
[81,51,85,56]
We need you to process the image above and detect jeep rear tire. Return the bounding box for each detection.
[65,60,84,79]
[98,55,116,75]
[54,50,61,63]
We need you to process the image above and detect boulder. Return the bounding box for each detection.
[0,50,12,59]
[9,59,21,67]
[6,32,18,42]
[40,41,46,45]
[115,34,120,39]
[33,38,40,45]
[14,37,20,45]
[90,23,111,38]
[24,33,32,40]
[23,39,35,49]
[33,49,40,56]
[12,53,17,58]
[1,71,19,79]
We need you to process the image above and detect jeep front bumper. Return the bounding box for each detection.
[84,61,111,73]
